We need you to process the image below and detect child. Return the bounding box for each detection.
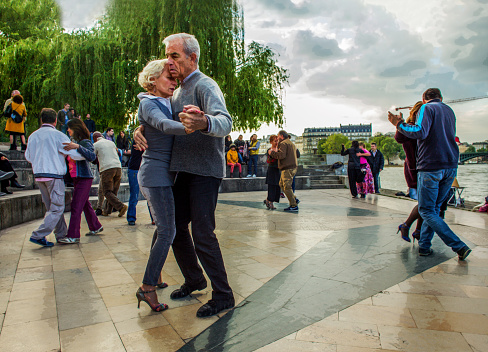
[226,144,242,178]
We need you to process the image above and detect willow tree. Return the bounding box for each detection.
[103,0,288,131]
[0,0,288,134]
[0,0,63,136]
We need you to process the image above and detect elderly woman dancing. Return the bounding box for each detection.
[135,59,191,312]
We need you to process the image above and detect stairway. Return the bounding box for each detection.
[299,165,344,189]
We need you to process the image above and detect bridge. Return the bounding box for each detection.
[459,152,488,163]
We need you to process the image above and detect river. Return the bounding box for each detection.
[379,164,488,203]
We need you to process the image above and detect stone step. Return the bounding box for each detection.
[309,184,345,189]
[9,160,30,169]
[310,179,342,185]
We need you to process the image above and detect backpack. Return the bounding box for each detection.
[4,104,23,123]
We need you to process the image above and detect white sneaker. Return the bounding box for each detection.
[85,226,103,236]
[57,237,80,244]
[246,174,251,177]
[252,174,256,178]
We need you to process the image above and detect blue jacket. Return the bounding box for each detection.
[72,139,97,178]
[396,99,459,171]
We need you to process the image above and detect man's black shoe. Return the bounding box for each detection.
[95,209,102,216]
[457,246,472,261]
[196,297,235,317]
[419,248,434,256]
[170,281,207,299]
[10,180,25,188]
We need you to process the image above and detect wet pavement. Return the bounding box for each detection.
[0,189,487,352]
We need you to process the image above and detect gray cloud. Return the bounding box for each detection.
[380,61,427,77]
[292,30,343,60]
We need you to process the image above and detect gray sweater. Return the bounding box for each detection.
[137,93,187,187]
[170,71,233,178]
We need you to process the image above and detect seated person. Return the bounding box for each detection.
[0,152,25,195]
[226,144,242,178]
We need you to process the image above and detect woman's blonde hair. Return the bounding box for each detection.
[406,101,423,124]
[138,59,169,91]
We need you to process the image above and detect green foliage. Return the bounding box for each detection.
[379,137,402,164]
[465,145,476,153]
[399,149,406,160]
[0,0,288,134]
[321,134,349,154]
[316,138,327,154]
[371,132,402,164]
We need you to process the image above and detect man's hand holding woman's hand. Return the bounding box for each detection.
[179,104,207,131]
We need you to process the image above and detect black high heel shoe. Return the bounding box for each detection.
[397,223,411,242]
[263,199,271,209]
[412,230,420,244]
[136,287,168,312]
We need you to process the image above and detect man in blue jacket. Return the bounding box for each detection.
[388,88,471,260]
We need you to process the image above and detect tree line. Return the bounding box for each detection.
[317,133,404,164]
[0,0,288,138]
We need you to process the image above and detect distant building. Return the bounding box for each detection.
[303,123,372,154]
[472,141,488,151]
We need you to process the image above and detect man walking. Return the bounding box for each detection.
[25,108,85,247]
[368,142,384,193]
[135,33,234,317]
[269,130,299,212]
[93,132,127,217]
[388,88,471,260]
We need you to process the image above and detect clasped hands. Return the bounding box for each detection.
[133,105,205,151]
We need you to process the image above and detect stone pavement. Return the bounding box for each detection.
[0,189,487,352]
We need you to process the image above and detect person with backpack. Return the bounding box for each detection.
[3,90,27,151]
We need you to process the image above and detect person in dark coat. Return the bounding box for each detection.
[84,114,96,133]
[340,141,363,198]
[368,142,384,194]
[264,135,281,209]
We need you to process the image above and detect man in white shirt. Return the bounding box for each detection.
[25,108,85,247]
[93,132,127,217]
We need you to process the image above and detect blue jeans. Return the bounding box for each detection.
[127,169,139,222]
[408,187,418,200]
[372,172,381,193]
[418,168,467,252]
[249,154,258,175]
[127,169,153,223]
[140,186,176,286]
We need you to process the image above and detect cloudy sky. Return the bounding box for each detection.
[58,0,488,143]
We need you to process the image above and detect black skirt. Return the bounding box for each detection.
[265,166,280,186]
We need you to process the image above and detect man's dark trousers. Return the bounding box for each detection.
[172,172,233,300]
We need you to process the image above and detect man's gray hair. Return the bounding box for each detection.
[163,33,200,65]
[278,130,289,139]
